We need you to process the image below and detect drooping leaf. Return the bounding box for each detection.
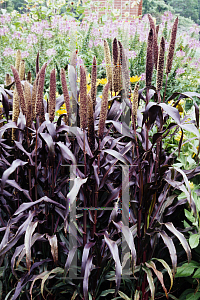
[57,141,76,165]
[1,159,27,189]
[99,289,115,297]
[64,246,77,276]
[159,230,177,276]
[30,271,49,300]
[104,231,122,296]
[102,149,129,165]
[67,177,88,205]
[113,221,136,269]
[159,103,180,125]
[41,267,64,297]
[40,132,55,155]
[146,261,168,298]
[118,291,132,300]
[142,266,155,300]
[165,222,191,262]
[47,234,58,263]
[81,241,96,277]
[25,221,38,273]
[83,254,94,300]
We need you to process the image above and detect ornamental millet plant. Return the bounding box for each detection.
[0,14,200,300]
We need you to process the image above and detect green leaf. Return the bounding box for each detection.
[99,289,115,297]
[189,234,200,249]
[41,267,64,297]
[184,209,195,223]
[193,268,200,278]
[118,291,131,300]
[175,262,198,278]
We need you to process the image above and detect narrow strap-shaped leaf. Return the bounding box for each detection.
[25,221,38,273]
[81,241,96,277]
[165,222,191,263]
[142,266,155,300]
[159,230,177,276]
[146,261,168,298]
[118,291,132,300]
[67,177,88,205]
[41,267,64,297]
[83,254,94,300]
[113,221,137,269]
[1,159,27,189]
[152,258,173,292]
[104,231,122,296]
[64,246,77,276]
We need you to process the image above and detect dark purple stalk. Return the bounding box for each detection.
[163,74,168,103]
[83,130,87,247]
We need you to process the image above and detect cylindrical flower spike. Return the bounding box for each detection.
[12,88,20,140]
[132,82,139,125]
[104,40,112,89]
[19,60,25,81]
[148,14,158,69]
[156,37,165,92]
[11,65,26,116]
[35,63,47,124]
[112,38,120,93]
[156,25,159,35]
[91,56,97,111]
[5,74,12,87]
[27,71,32,84]
[60,68,70,125]
[24,81,32,128]
[87,93,95,153]
[49,69,56,123]
[79,65,87,130]
[15,50,21,72]
[146,28,154,88]
[98,82,110,140]
[166,17,179,75]
[31,72,40,121]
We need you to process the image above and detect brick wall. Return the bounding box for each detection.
[83,0,143,23]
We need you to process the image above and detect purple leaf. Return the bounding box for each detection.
[1,159,27,189]
[159,230,177,276]
[81,241,96,277]
[83,254,94,300]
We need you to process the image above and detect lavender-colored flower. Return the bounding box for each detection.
[0,14,11,24]
[77,56,84,67]
[3,48,15,57]
[43,31,53,39]
[21,51,29,59]
[50,15,62,29]
[26,34,38,45]
[189,25,200,35]
[46,49,56,57]
[31,23,44,35]
[175,67,185,78]
[129,50,137,59]
[140,73,146,81]
[88,40,93,49]
[19,14,30,23]
[58,19,71,33]
[161,11,174,23]
[0,26,9,36]
[176,50,185,58]
[12,31,22,40]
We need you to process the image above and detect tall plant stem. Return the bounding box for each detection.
[133,118,139,159]
[137,165,142,265]
[93,142,100,237]
[163,74,168,103]
[83,130,87,247]
[35,125,38,201]
[146,88,149,155]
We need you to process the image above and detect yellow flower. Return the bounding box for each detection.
[99,78,107,85]
[56,103,67,115]
[189,181,194,190]
[56,92,60,97]
[86,73,91,84]
[175,130,185,142]
[130,75,141,83]
[87,84,91,93]
[168,100,174,105]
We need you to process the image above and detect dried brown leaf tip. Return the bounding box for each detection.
[156,37,165,92]
[91,56,97,111]
[36,62,47,124]
[15,50,21,72]
[98,82,110,140]
[146,28,154,88]
[60,68,70,125]
[87,93,95,153]
[24,81,32,128]
[79,65,87,130]
[49,69,56,123]
[11,65,26,116]
[166,17,179,75]
[132,82,139,125]
[104,40,112,88]
[19,60,25,81]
